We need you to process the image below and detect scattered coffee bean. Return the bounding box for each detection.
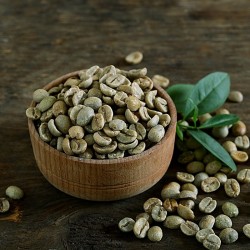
[198,113,212,124]
[143,197,162,213]
[135,212,153,225]
[215,108,230,115]
[133,218,150,238]
[177,151,195,164]
[224,178,240,198]
[199,197,217,214]
[232,121,247,136]
[205,160,221,175]
[186,137,201,150]
[201,177,220,193]
[215,214,232,229]
[222,202,239,218]
[243,224,250,238]
[181,183,198,195]
[177,204,195,220]
[222,140,237,153]
[228,90,243,103]
[196,228,214,243]
[219,228,238,244]
[163,215,185,229]
[199,215,215,229]
[186,161,205,174]
[163,198,178,213]
[179,190,197,200]
[0,198,10,213]
[212,126,229,138]
[235,135,250,149]
[237,168,250,183]
[180,221,200,236]
[151,205,167,222]
[193,172,209,187]
[176,172,194,183]
[5,186,24,200]
[203,154,217,165]
[214,172,227,185]
[231,150,249,163]
[125,51,143,65]
[194,147,207,161]
[118,217,135,232]
[147,226,163,242]
[203,234,221,250]
[179,199,195,210]
[152,74,170,89]
[161,182,180,200]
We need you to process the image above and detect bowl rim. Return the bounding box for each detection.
[28,69,177,165]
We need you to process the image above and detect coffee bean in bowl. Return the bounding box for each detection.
[26,65,177,201]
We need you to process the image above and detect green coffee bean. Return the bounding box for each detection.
[228,90,243,103]
[199,197,217,214]
[193,172,209,187]
[163,215,184,229]
[125,51,143,65]
[196,228,214,243]
[199,215,215,229]
[237,168,250,183]
[205,160,222,175]
[163,198,178,213]
[222,202,239,218]
[215,214,232,229]
[0,198,10,213]
[177,204,195,220]
[186,161,205,174]
[214,172,227,185]
[176,172,194,183]
[5,186,24,200]
[180,221,199,236]
[32,89,49,103]
[26,107,41,120]
[203,234,221,250]
[143,197,162,213]
[118,217,135,232]
[201,177,220,193]
[243,224,250,238]
[234,135,249,149]
[147,226,163,242]
[224,178,240,198]
[151,205,167,222]
[219,228,238,244]
[133,218,149,238]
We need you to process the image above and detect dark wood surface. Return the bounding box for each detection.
[0,0,249,249]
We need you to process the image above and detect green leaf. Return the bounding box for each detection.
[176,124,184,141]
[188,129,237,171]
[193,104,199,128]
[183,72,230,118]
[199,114,239,129]
[167,84,194,114]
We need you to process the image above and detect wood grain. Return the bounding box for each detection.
[0,0,250,249]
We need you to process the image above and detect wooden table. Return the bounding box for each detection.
[0,0,249,249]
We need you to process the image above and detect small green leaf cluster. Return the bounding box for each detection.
[167,72,239,171]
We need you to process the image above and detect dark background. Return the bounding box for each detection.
[0,0,249,249]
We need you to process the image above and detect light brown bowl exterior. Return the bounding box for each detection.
[28,70,177,201]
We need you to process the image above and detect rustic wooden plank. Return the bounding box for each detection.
[0,0,250,249]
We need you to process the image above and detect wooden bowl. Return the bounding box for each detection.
[28,70,177,201]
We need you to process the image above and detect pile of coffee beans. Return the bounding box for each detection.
[26,65,172,159]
